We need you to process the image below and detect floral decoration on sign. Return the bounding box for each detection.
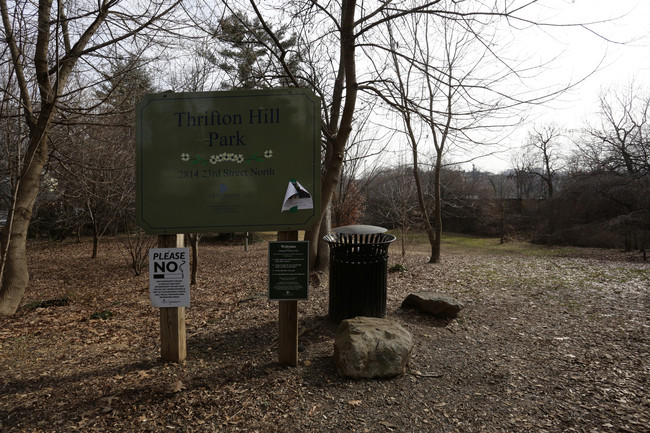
[180,150,273,165]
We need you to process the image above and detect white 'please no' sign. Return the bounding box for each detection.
[149,248,190,307]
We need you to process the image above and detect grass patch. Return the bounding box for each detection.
[90,310,113,320]
[21,298,70,311]
[253,231,307,242]
[388,230,593,258]
[388,263,407,273]
[442,234,584,258]
[617,267,650,281]
[560,299,582,313]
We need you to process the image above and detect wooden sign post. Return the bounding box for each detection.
[278,300,298,366]
[276,231,300,367]
[157,234,186,362]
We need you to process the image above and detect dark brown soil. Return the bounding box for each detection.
[1,236,648,432]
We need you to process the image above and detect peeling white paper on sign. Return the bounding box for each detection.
[282,180,313,212]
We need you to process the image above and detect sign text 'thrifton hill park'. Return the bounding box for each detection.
[173,107,280,147]
[136,88,321,234]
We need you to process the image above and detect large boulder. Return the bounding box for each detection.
[333,316,413,379]
[401,292,464,318]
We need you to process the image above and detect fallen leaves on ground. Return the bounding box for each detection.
[0,236,648,432]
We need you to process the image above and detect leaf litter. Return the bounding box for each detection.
[0,237,648,432]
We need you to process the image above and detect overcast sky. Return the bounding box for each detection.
[470,0,650,171]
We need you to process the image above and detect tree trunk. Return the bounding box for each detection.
[624,231,632,252]
[430,154,443,263]
[0,131,49,315]
[401,221,406,257]
[88,199,99,258]
[187,234,200,285]
[92,233,99,259]
[404,113,438,264]
[0,217,30,315]
[313,204,331,273]
[305,0,357,268]
[306,137,346,267]
[499,200,505,245]
[0,0,179,314]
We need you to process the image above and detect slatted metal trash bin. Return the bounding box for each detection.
[324,225,396,322]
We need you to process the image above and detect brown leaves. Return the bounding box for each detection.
[100,395,119,413]
[168,379,186,394]
[136,370,152,380]
[410,369,443,378]
[2,237,649,432]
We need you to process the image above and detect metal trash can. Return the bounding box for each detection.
[324,225,396,322]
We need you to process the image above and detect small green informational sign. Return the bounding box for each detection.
[268,241,309,300]
[136,88,321,233]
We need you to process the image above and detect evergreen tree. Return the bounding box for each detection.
[213,12,300,90]
[96,58,156,111]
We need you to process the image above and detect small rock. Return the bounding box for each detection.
[401,292,463,318]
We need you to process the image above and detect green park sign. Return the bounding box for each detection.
[268,241,309,301]
[136,88,321,233]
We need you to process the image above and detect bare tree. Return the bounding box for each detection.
[0,0,184,315]
[231,1,467,264]
[510,152,543,200]
[209,0,362,265]
[363,165,418,256]
[207,0,609,267]
[374,5,539,262]
[51,117,135,258]
[577,84,649,176]
[331,100,388,228]
[524,124,565,198]
[559,83,650,251]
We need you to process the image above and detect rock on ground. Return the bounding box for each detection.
[401,292,464,318]
[333,316,413,379]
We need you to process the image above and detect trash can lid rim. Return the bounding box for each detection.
[332,225,387,235]
[323,233,396,245]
